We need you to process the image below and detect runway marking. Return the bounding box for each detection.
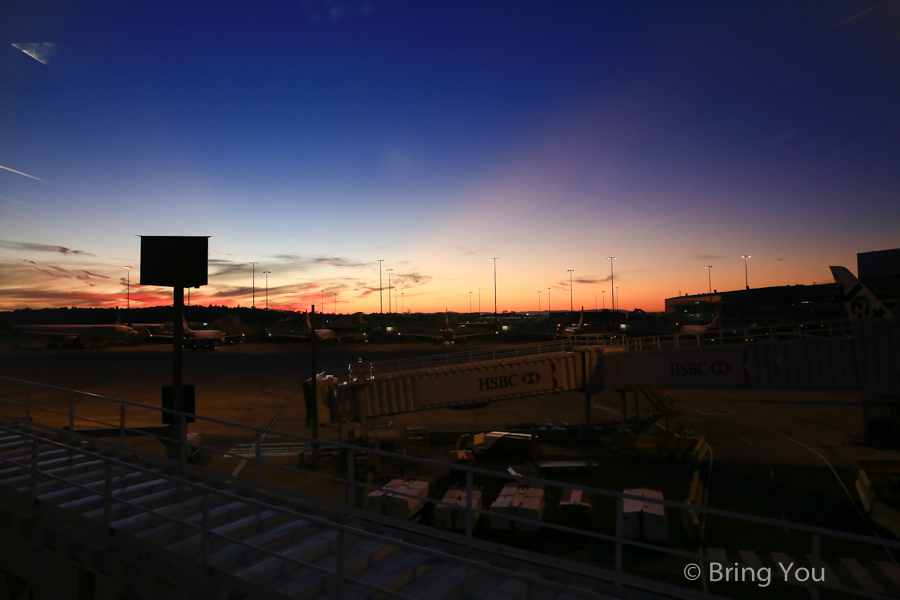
[740,437,754,445]
[231,388,301,477]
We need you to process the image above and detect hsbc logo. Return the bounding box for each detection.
[670,361,732,377]
[521,372,541,385]
[710,361,730,375]
[478,372,542,391]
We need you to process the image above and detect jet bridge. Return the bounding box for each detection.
[321,341,607,422]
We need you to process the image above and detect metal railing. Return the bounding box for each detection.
[572,319,853,351]
[1,375,898,600]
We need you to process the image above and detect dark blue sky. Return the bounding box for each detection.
[1,1,898,312]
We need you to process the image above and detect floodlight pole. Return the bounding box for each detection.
[547,287,551,319]
[742,255,751,289]
[387,269,393,314]
[124,266,132,324]
[491,258,499,321]
[250,262,258,308]
[377,260,384,313]
[263,271,271,310]
[568,269,574,311]
[607,257,616,311]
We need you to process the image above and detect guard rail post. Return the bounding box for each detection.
[346,447,355,508]
[465,471,474,545]
[255,429,263,483]
[202,489,211,568]
[811,532,821,600]
[615,497,624,584]
[119,402,126,447]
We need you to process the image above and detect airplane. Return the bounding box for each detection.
[0,319,140,347]
[676,304,721,335]
[556,307,587,338]
[398,311,497,344]
[265,313,367,342]
[150,317,244,350]
[830,266,894,319]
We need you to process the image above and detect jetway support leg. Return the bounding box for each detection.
[620,391,627,432]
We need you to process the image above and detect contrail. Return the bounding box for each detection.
[0,165,44,182]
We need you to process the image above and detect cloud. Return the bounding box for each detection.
[0,240,96,256]
[775,257,784,262]
[574,276,610,285]
[0,164,45,181]
[11,43,59,65]
[268,253,368,269]
[393,272,432,288]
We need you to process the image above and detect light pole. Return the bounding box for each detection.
[469,291,472,314]
[386,269,393,314]
[602,290,605,309]
[616,286,619,311]
[706,266,712,296]
[263,271,271,310]
[394,288,397,313]
[547,287,551,319]
[478,289,481,316]
[124,266,132,313]
[490,258,499,320]
[377,260,384,313]
[741,255,751,289]
[607,257,616,311]
[250,262,258,308]
[595,296,597,311]
[402,292,405,313]
[538,290,541,313]
[334,293,337,314]
[568,269,574,311]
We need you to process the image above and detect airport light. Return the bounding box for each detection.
[568,269,574,311]
[538,290,541,313]
[124,266,132,312]
[250,262,259,308]
[547,287,551,319]
[595,296,597,311]
[334,293,337,314]
[377,260,384,313]
[607,257,616,311]
[386,269,393,314]
[602,290,605,309]
[706,265,713,297]
[742,255,751,290]
[402,292,405,313]
[478,289,481,316]
[394,288,398,313]
[490,258,499,321]
[616,286,619,311]
[469,291,472,314]
[263,271,271,310]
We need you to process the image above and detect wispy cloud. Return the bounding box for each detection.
[0,240,96,256]
[691,254,726,261]
[0,165,44,181]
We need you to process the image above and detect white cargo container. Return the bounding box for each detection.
[434,486,483,530]
[622,488,668,543]
[489,483,545,532]
[364,478,433,520]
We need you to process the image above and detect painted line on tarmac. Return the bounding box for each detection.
[231,387,302,477]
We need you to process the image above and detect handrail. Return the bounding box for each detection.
[2,375,898,600]
[367,339,574,375]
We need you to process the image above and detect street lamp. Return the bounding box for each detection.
[249,262,259,308]
[705,266,712,296]
[377,260,385,313]
[124,266,132,313]
[386,269,393,314]
[607,257,616,311]
[741,255,751,290]
[602,290,605,309]
[538,290,541,313]
[490,258,499,320]
[469,291,472,314]
[402,292,405,314]
[477,289,481,316]
[394,288,397,313]
[334,293,337,314]
[547,287,551,318]
[568,269,574,311]
[263,271,271,310]
[616,286,619,311]
[595,296,597,311]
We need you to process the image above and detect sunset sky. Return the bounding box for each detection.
[2,1,898,315]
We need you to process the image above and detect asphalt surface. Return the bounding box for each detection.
[2,337,899,598]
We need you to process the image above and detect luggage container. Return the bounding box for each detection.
[434,486,483,530]
[489,483,545,532]
[622,488,668,543]
[364,477,435,520]
[557,488,594,531]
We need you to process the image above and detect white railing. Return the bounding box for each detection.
[1,375,897,600]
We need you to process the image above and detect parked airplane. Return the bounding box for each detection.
[399,311,497,344]
[677,305,721,335]
[150,318,244,350]
[265,313,367,342]
[830,266,894,319]
[556,308,587,338]
[0,320,140,347]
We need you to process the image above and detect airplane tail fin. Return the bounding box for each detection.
[578,307,584,329]
[182,316,193,332]
[830,266,893,319]
[114,309,125,326]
